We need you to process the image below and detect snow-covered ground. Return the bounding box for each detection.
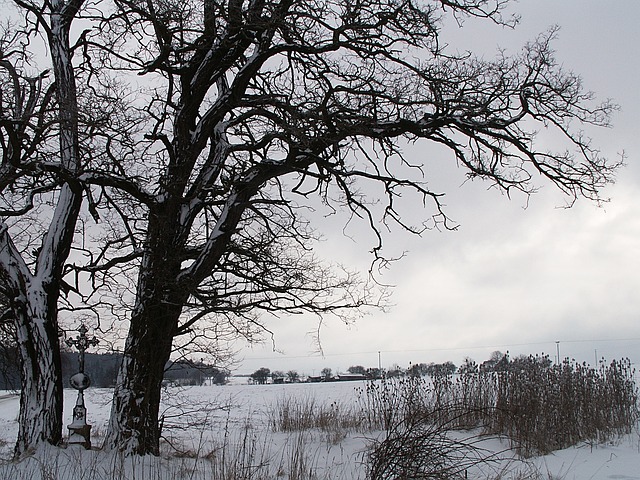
[0,381,638,479]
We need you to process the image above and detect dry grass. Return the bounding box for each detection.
[262,356,638,477]
[267,394,364,440]
[1,358,637,479]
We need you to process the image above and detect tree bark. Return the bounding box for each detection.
[0,0,84,457]
[0,222,72,457]
[13,282,64,457]
[104,307,179,455]
[104,212,188,455]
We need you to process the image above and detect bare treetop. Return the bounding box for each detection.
[72,0,618,274]
[0,0,622,456]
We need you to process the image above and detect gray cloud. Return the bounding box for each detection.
[236,1,640,375]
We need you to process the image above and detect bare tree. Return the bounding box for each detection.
[3,0,620,456]
[59,0,619,455]
[0,0,87,456]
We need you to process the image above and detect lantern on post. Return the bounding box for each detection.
[65,324,99,449]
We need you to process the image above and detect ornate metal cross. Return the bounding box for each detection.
[66,324,99,449]
[66,324,99,375]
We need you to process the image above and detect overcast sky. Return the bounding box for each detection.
[230,1,640,376]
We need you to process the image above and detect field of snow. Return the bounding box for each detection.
[0,380,638,479]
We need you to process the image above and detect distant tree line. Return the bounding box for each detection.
[1,350,119,390]
[0,336,227,390]
[163,360,229,386]
[246,352,535,385]
[249,368,302,385]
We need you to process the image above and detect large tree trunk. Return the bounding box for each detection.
[13,282,63,457]
[104,213,188,455]
[1,186,82,457]
[104,304,182,455]
[103,162,269,455]
[5,0,84,457]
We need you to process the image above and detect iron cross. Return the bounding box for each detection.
[66,324,99,373]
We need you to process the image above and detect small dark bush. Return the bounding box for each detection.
[367,408,503,480]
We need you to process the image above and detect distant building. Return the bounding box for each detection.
[335,374,366,382]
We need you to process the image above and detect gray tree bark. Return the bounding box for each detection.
[0,0,84,457]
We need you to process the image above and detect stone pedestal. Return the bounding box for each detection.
[67,390,91,450]
[67,392,92,449]
[68,424,92,449]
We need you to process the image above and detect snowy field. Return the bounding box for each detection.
[0,380,638,479]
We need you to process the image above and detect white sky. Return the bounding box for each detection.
[233,1,640,375]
